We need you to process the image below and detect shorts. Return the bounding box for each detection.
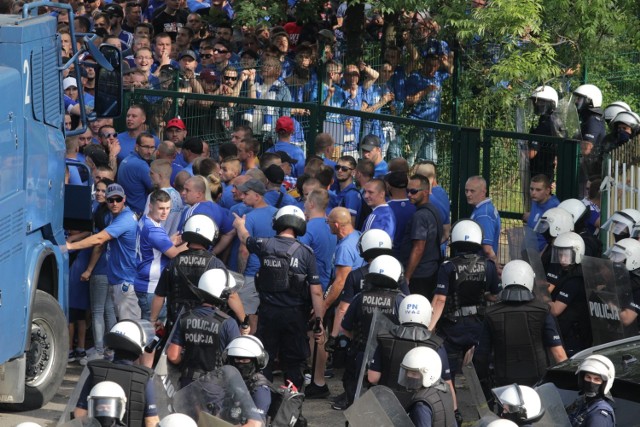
[136,291,166,321]
[69,308,86,322]
[110,282,141,320]
[238,276,261,315]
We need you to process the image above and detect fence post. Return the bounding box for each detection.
[556,138,580,201]
[452,127,482,221]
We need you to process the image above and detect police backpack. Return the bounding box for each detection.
[263,381,305,427]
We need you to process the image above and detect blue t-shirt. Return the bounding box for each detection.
[373,160,388,178]
[219,183,237,209]
[116,132,136,163]
[299,217,338,291]
[244,206,278,277]
[471,198,501,255]
[362,204,396,239]
[337,183,362,219]
[266,142,305,177]
[118,152,153,215]
[527,195,560,250]
[334,230,365,269]
[104,207,138,284]
[134,215,174,293]
[264,189,297,209]
[388,199,417,254]
[178,201,234,234]
[430,186,451,225]
[405,70,449,122]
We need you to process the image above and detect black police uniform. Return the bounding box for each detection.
[435,253,499,377]
[551,264,592,356]
[84,359,154,427]
[406,380,456,427]
[341,285,404,404]
[568,395,615,427]
[476,285,562,387]
[374,324,447,407]
[577,109,607,186]
[341,264,411,304]
[246,235,320,389]
[155,248,226,325]
[530,111,566,181]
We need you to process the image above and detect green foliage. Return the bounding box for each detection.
[232,1,285,29]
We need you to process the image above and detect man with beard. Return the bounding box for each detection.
[118,132,156,216]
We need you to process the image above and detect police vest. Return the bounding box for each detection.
[409,381,455,427]
[485,300,549,386]
[166,250,224,323]
[179,307,229,378]
[351,288,401,352]
[377,325,444,407]
[551,266,592,351]
[568,396,616,427]
[255,240,311,301]
[87,360,153,427]
[443,254,488,317]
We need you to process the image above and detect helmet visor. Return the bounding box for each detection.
[398,367,424,391]
[88,397,125,419]
[601,212,634,233]
[551,246,576,267]
[533,219,550,234]
[492,384,525,415]
[605,245,627,264]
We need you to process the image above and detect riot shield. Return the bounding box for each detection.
[57,418,102,427]
[522,227,551,302]
[58,365,91,424]
[556,97,580,141]
[354,309,397,400]
[506,226,526,263]
[344,385,414,427]
[171,365,264,426]
[153,311,184,419]
[582,256,638,345]
[516,105,532,211]
[533,382,572,427]
[461,348,492,419]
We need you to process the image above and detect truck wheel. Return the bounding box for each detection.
[2,290,69,411]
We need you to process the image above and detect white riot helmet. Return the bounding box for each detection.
[533,207,574,238]
[358,228,393,260]
[601,208,640,241]
[551,232,585,266]
[450,219,483,252]
[573,84,602,109]
[486,420,518,427]
[577,354,615,396]
[87,381,127,422]
[159,413,198,427]
[398,347,442,389]
[104,319,150,357]
[223,335,269,369]
[183,214,219,247]
[530,85,558,115]
[603,101,631,123]
[366,255,402,288]
[611,110,640,134]
[272,205,307,236]
[15,424,43,427]
[605,238,640,271]
[194,268,238,306]
[398,294,432,327]
[558,198,588,226]
[501,260,535,292]
[492,384,544,424]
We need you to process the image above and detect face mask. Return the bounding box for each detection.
[97,417,118,427]
[614,231,630,242]
[617,129,631,144]
[234,361,256,380]
[534,100,549,116]
[582,380,601,398]
[575,97,588,112]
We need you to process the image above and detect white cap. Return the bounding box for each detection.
[63,77,78,90]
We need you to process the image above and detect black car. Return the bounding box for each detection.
[540,335,640,426]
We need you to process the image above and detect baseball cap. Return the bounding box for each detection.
[361,134,382,151]
[104,3,124,18]
[199,68,217,84]
[264,164,285,184]
[166,118,186,130]
[384,171,408,189]
[179,50,198,61]
[237,179,267,195]
[275,116,294,134]
[105,183,126,199]
[276,151,298,164]
[63,77,78,90]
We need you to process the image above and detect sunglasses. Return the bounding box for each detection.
[101,132,117,138]
[406,188,423,195]
[223,75,238,81]
[201,53,214,59]
[213,48,229,54]
[335,165,353,172]
[107,197,124,203]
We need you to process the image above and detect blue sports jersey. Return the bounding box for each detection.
[104,207,138,284]
[243,206,278,277]
[471,198,501,255]
[178,201,234,234]
[299,217,337,290]
[134,215,174,293]
[362,204,396,238]
[118,152,154,215]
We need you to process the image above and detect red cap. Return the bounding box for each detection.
[276,116,294,134]
[166,118,186,130]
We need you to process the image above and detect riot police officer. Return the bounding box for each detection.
[491,384,545,426]
[605,238,640,329]
[602,101,630,126]
[430,219,500,379]
[222,335,272,418]
[528,85,567,181]
[368,294,459,421]
[601,110,640,153]
[601,208,640,243]
[476,260,567,389]
[574,84,606,186]
[558,198,602,257]
[158,413,197,427]
[548,232,592,356]
[567,355,616,427]
[399,346,456,427]
[74,320,159,427]
[340,255,406,408]
[167,268,241,388]
[87,381,128,427]
[532,206,574,275]
[233,205,325,390]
